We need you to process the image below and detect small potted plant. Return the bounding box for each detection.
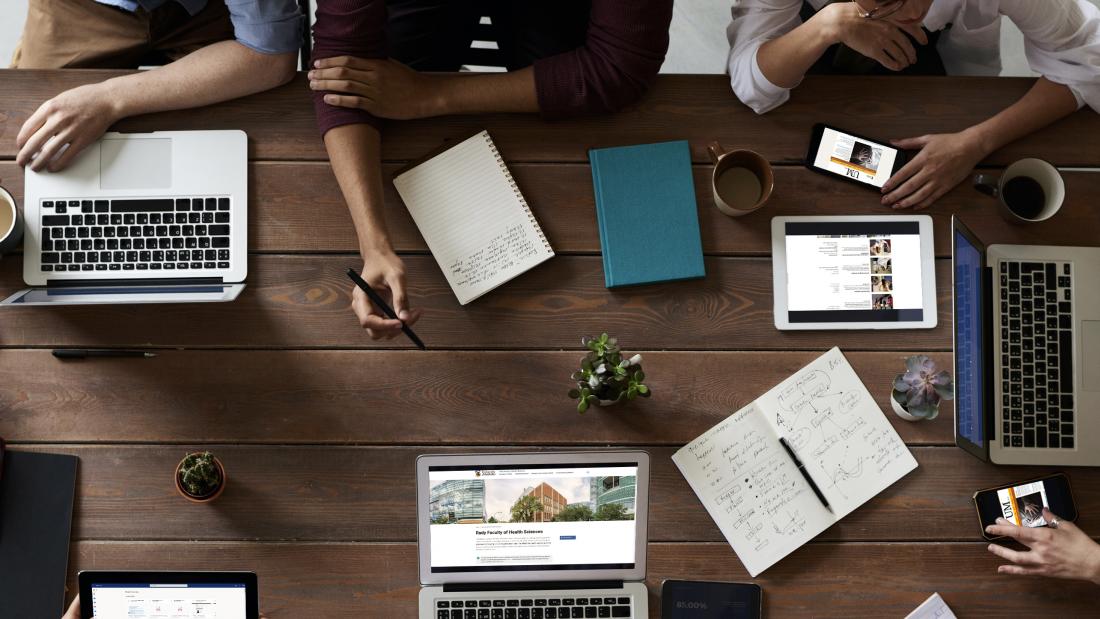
[174,451,227,503]
[891,355,954,421]
[568,333,651,413]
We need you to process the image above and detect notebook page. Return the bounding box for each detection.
[393,131,554,305]
[755,347,918,517]
[672,402,834,577]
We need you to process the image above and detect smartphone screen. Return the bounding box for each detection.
[975,474,1076,537]
[809,126,900,188]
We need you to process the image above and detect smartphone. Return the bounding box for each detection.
[974,473,1077,540]
[805,123,908,190]
[661,579,762,618]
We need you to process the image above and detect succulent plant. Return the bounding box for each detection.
[568,333,651,413]
[892,355,954,420]
[177,452,223,498]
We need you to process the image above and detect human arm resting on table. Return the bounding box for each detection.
[16,1,302,172]
[986,508,1100,584]
[882,0,1098,209]
[310,0,672,119]
[730,0,926,114]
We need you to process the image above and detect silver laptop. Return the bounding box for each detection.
[2,130,248,306]
[416,452,650,619]
[952,216,1100,465]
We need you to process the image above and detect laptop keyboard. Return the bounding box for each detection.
[999,260,1075,449]
[38,198,232,273]
[436,597,634,619]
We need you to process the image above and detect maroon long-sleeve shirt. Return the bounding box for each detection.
[311,0,673,136]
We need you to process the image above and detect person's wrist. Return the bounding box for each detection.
[1088,547,1100,585]
[430,75,460,116]
[815,2,854,46]
[961,125,997,161]
[89,80,128,121]
[359,236,395,262]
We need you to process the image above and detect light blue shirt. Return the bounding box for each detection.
[95,0,303,55]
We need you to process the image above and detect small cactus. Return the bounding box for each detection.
[177,452,222,498]
[892,355,954,420]
[568,333,651,413]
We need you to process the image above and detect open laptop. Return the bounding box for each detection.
[952,215,1100,465]
[416,452,650,619]
[2,130,248,306]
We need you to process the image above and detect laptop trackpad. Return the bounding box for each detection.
[1084,321,1100,392]
[100,138,172,190]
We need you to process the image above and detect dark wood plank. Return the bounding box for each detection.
[0,255,954,349]
[4,161,1095,256]
[3,71,1099,166]
[65,541,1100,617]
[16,445,1096,543]
[0,350,956,445]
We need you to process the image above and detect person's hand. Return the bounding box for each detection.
[986,508,1100,584]
[62,596,84,619]
[351,251,422,340]
[817,2,928,71]
[880,130,987,209]
[309,57,443,120]
[16,83,121,173]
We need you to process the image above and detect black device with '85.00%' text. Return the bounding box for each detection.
[661,580,761,619]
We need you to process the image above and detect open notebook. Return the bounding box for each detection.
[672,347,918,576]
[393,131,555,305]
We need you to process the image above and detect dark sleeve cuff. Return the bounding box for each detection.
[312,90,384,136]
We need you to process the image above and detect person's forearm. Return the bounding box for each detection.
[433,67,539,115]
[323,123,392,258]
[757,9,839,89]
[965,77,1080,157]
[103,41,297,119]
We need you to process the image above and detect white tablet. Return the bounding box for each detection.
[771,215,937,330]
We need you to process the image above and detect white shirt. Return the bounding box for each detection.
[727,0,1100,114]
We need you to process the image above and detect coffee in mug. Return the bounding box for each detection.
[973,158,1064,224]
[0,185,23,257]
[708,142,773,217]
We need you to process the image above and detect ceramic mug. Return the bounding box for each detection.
[973,158,1064,225]
[0,185,22,258]
[708,142,773,217]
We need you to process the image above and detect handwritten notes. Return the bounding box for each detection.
[673,347,917,576]
[394,131,554,305]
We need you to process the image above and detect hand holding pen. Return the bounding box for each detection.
[346,259,423,342]
[346,268,426,349]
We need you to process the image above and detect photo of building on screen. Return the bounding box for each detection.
[429,475,636,524]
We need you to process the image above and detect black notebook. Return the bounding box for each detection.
[0,450,79,617]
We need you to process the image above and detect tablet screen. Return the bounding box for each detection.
[783,220,925,323]
[91,583,248,617]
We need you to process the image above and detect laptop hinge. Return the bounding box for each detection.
[443,581,624,593]
[982,264,996,448]
[45,277,224,288]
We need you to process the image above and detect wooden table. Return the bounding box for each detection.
[1,70,1099,617]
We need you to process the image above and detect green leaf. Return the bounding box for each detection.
[578,400,589,413]
[634,371,645,382]
[586,395,599,404]
[637,385,649,394]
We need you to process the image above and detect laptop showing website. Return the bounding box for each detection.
[416,452,650,619]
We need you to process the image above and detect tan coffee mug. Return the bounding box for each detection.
[0,186,22,258]
[709,142,773,217]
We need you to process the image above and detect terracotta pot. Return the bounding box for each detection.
[174,454,227,503]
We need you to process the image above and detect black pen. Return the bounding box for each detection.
[345,268,427,350]
[53,349,156,359]
[779,436,832,514]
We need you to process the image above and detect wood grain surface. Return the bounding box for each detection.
[1,70,1097,617]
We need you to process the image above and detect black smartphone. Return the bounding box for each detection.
[661,579,762,618]
[805,123,908,190]
[974,473,1077,541]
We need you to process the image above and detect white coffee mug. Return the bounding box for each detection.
[973,158,1065,224]
[0,185,23,258]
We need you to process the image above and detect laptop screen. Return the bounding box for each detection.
[426,462,640,573]
[954,226,985,450]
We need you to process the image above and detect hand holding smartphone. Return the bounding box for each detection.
[805,123,908,190]
[974,473,1077,540]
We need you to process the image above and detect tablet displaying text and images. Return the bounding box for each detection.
[91,582,248,617]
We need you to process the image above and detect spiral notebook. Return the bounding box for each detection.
[393,131,555,305]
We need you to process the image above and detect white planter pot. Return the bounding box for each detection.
[892,397,936,421]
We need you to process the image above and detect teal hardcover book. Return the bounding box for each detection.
[589,140,705,288]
